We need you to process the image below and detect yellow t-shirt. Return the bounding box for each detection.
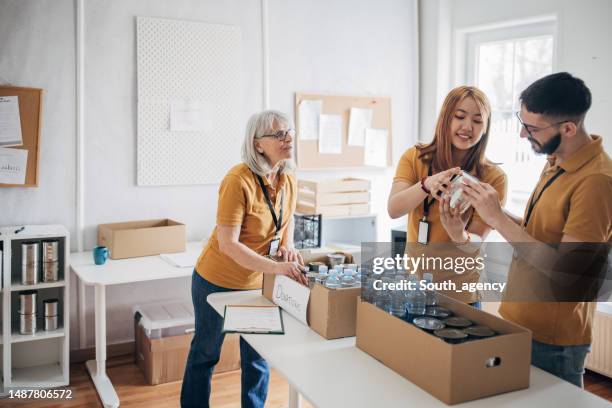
[195,163,297,289]
[394,146,507,302]
[499,135,612,345]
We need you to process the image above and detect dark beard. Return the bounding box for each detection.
[529,132,562,155]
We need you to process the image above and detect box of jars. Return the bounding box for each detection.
[355,291,531,405]
[262,251,361,340]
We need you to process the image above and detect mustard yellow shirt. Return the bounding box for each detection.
[394,146,507,302]
[499,136,612,345]
[196,163,297,289]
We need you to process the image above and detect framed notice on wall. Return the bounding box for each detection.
[0,86,43,187]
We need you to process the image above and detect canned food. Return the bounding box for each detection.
[20,313,37,335]
[434,328,468,344]
[327,252,346,267]
[443,316,473,328]
[448,171,480,214]
[44,315,58,331]
[21,242,39,265]
[42,241,60,262]
[43,299,59,316]
[413,317,446,331]
[424,306,453,319]
[463,325,496,339]
[19,290,37,314]
[42,261,59,282]
[21,262,39,285]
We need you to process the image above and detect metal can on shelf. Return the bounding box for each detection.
[21,242,40,265]
[43,299,59,316]
[19,313,37,335]
[42,261,59,282]
[19,290,37,314]
[42,240,60,262]
[21,262,39,285]
[44,315,58,331]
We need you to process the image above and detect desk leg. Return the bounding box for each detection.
[85,284,120,408]
[288,385,302,408]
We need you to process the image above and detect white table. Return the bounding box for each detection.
[70,242,202,408]
[208,291,612,408]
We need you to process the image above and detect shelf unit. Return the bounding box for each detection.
[0,225,70,393]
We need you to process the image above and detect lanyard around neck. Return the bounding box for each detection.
[256,173,284,235]
[523,168,565,228]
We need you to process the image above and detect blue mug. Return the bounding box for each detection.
[93,246,110,265]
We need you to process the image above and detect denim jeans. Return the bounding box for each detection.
[531,340,591,387]
[180,271,270,408]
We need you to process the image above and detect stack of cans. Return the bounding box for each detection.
[43,299,59,331]
[42,241,60,282]
[21,242,40,285]
[19,290,37,334]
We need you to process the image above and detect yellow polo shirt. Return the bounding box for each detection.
[499,135,612,345]
[394,146,507,302]
[196,163,297,289]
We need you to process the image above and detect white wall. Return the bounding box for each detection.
[419,0,612,152]
[0,0,418,348]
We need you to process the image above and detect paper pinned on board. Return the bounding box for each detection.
[318,114,343,154]
[0,147,28,184]
[170,99,213,132]
[0,96,23,147]
[298,100,322,140]
[363,128,388,167]
[347,107,373,146]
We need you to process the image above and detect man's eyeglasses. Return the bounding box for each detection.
[515,112,572,138]
[259,129,295,142]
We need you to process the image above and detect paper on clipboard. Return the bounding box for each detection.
[222,305,284,334]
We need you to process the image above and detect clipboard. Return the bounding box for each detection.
[222,304,285,335]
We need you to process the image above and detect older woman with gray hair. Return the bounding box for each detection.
[181,110,306,408]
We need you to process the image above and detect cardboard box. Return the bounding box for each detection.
[262,251,360,339]
[355,295,531,405]
[135,324,240,385]
[98,219,186,259]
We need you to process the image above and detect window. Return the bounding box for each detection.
[463,18,556,215]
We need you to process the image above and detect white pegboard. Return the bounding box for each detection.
[136,17,242,185]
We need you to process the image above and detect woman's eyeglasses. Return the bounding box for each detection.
[260,129,295,142]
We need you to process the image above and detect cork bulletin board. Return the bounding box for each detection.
[0,86,43,187]
[295,92,392,170]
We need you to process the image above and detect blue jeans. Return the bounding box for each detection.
[469,301,482,309]
[180,271,270,408]
[531,340,591,387]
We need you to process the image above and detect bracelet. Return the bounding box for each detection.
[420,177,431,194]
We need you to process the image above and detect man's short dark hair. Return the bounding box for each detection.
[520,72,592,119]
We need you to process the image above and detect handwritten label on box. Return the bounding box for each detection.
[272,275,310,325]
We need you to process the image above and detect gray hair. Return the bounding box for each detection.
[241,110,295,176]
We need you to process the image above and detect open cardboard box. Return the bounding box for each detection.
[98,219,186,259]
[356,294,532,405]
[262,250,361,339]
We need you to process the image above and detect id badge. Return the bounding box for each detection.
[268,237,281,257]
[418,219,430,245]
